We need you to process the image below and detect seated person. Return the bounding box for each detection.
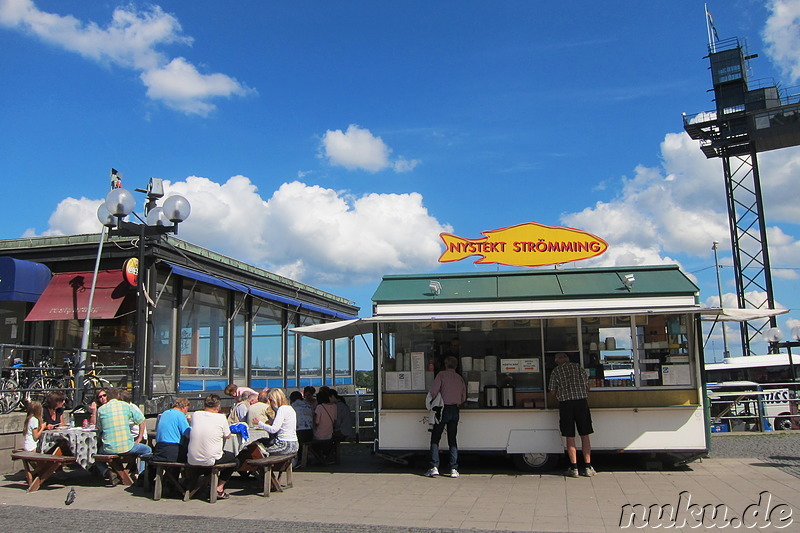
[96,387,152,483]
[120,389,147,442]
[252,388,299,456]
[22,401,45,452]
[152,397,191,463]
[43,390,67,429]
[187,394,239,500]
[303,386,317,409]
[290,390,314,444]
[330,389,356,441]
[88,388,108,426]
[313,389,337,441]
[247,389,275,428]
[227,391,256,424]
[312,389,338,461]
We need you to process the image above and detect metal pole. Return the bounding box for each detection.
[77,225,107,407]
[133,223,147,405]
[712,241,730,359]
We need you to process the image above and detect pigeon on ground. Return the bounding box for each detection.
[65,487,76,505]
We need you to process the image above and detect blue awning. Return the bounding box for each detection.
[0,257,52,302]
[167,263,249,293]
[166,262,356,320]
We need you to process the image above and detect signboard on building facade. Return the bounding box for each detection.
[439,222,608,267]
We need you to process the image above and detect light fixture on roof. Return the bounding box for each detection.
[763,327,783,344]
[429,280,441,296]
[622,274,635,290]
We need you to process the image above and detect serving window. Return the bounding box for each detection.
[379,311,697,407]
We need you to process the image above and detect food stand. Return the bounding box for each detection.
[296,265,712,470]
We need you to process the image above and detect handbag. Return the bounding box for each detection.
[323,405,346,441]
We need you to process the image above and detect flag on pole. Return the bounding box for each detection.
[110,168,123,190]
[706,8,719,42]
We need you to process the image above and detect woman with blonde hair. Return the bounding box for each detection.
[253,387,298,456]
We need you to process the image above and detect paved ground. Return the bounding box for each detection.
[1,434,799,532]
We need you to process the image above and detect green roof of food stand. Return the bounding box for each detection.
[372,265,699,304]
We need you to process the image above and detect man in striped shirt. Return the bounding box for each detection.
[548,352,595,478]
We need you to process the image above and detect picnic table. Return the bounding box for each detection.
[40,427,99,470]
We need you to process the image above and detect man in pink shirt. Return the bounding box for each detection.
[425,355,466,478]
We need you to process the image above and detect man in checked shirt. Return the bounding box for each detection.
[424,355,466,478]
[96,387,151,485]
[548,352,596,478]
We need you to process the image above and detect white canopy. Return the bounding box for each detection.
[699,308,789,322]
[290,318,374,341]
[291,307,789,341]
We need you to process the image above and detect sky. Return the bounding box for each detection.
[1,0,800,370]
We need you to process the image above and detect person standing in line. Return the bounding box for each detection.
[425,355,466,478]
[548,352,596,478]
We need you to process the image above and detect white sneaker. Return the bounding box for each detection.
[449,469,459,478]
[424,467,439,477]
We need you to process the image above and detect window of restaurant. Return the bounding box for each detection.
[334,337,351,385]
[251,301,283,390]
[178,283,229,392]
[286,313,297,388]
[152,272,176,393]
[299,314,323,386]
[232,292,247,381]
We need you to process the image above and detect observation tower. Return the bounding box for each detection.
[683,33,800,355]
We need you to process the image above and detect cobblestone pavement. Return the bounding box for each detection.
[708,431,800,479]
[0,505,469,533]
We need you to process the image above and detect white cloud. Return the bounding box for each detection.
[763,0,800,82]
[37,176,450,286]
[562,132,800,270]
[321,124,421,173]
[0,0,253,115]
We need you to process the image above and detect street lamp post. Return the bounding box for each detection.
[99,177,191,404]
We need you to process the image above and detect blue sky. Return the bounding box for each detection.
[2,0,799,370]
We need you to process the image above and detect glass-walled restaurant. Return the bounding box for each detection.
[0,234,359,402]
[153,268,357,394]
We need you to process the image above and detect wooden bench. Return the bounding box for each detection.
[300,439,340,468]
[183,462,238,503]
[150,461,187,500]
[11,451,77,492]
[245,454,296,497]
[93,453,140,486]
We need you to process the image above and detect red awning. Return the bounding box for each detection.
[25,270,131,321]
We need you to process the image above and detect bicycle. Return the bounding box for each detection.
[25,359,62,406]
[59,356,112,408]
[0,357,24,414]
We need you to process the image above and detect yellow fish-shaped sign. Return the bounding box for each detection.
[439,222,608,267]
